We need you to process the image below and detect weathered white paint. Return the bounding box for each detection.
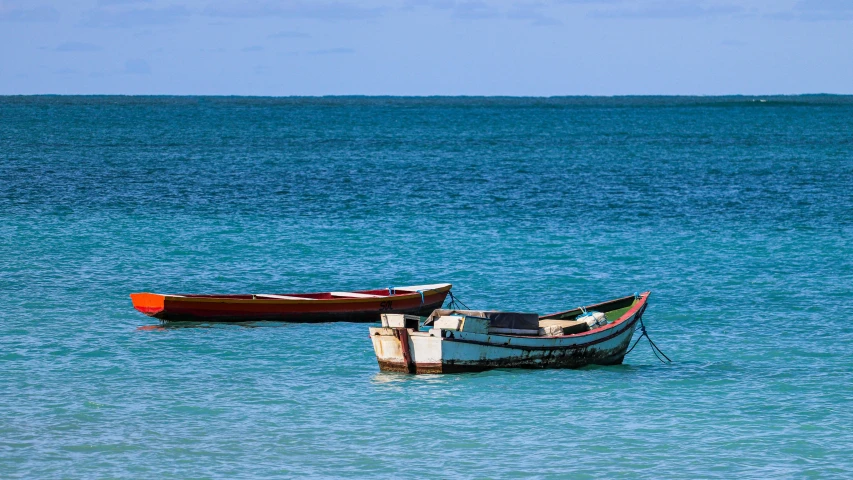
[380,314,407,327]
[487,327,540,335]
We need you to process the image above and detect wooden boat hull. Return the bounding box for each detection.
[130,284,452,323]
[371,291,650,374]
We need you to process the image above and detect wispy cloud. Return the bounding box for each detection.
[555,0,624,3]
[406,0,559,23]
[0,2,59,22]
[796,0,853,13]
[269,30,311,38]
[97,0,153,5]
[405,0,500,20]
[767,0,853,21]
[55,41,103,52]
[307,47,355,55]
[507,2,562,26]
[404,0,455,8]
[124,58,151,74]
[452,1,500,19]
[590,1,743,19]
[82,5,190,27]
[241,45,264,52]
[203,1,384,20]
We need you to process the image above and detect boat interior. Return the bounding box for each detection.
[167,287,435,301]
[540,294,638,321]
[536,294,639,335]
[412,294,641,337]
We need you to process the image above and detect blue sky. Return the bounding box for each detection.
[1,0,852,95]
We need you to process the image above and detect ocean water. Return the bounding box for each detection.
[1,95,852,478]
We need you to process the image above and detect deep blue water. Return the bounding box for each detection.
[2,95,852,478]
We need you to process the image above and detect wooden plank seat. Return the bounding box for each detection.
[330,292,385,298]
[254,294,317,300]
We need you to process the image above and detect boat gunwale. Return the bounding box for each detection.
[435,291,650,350]
[132,284,452,305]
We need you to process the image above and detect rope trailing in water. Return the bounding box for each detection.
[625,318,672,364]
[445,290,471,310]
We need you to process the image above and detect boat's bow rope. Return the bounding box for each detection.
[625,317,672,364]
[445,290,470,310]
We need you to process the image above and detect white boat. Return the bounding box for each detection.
[369,292,650,374]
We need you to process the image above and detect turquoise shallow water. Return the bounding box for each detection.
[2,96,853,478]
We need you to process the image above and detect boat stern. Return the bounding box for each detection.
[370,327,408,372]
[370,325,444,373]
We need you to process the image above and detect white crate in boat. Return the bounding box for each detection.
[381,314,406,328]
[433,316,463,330]
[433,315,490,334]
[538,324,564,336]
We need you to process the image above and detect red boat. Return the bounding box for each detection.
[130,283,452,322]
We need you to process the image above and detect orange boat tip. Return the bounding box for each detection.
[130,292,165,316]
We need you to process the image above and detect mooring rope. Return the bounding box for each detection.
[625,318,672,364]
[445,290,470,310]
